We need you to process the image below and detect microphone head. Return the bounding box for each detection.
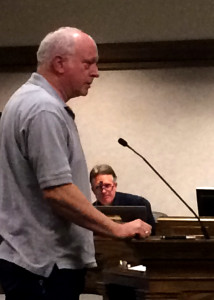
[118,138,128,147]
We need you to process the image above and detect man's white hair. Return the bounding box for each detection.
[37,27,83,66]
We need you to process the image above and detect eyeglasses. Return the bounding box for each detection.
[95,183,114,193]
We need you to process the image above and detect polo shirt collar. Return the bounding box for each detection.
[28,72,75,120]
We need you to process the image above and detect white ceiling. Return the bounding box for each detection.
[1,0,214,46]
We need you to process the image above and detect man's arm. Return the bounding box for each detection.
[43,183,152,239]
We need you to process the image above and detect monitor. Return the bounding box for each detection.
[95,205,147,223]
[196,187,214,217]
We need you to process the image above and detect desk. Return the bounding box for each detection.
[85,217,214,299]
[156,216,214,236]
[90,236,214,299]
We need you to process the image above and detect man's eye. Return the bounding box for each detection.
[84,63,90,69]
[104,184,111,189]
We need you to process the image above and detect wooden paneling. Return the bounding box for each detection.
[1,40,214,71]
[156,217,214,236]
[86,235,214,299]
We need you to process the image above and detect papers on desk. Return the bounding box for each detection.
[128,265,146,272]
[119,260,146,272]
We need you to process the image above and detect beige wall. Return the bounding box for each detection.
[1,66,214,216]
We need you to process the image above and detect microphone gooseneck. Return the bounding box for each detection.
[118,137,210,239]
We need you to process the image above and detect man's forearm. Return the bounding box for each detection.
[43,183,122,237]
[43,183,152,239]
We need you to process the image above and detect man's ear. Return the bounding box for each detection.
[51,56,65,74]
[91,185,95,193]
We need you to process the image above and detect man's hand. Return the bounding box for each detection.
[114,219,152,239]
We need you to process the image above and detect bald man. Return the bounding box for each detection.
[0,27,151,300]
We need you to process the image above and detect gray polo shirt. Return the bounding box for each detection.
[0,73,96,277]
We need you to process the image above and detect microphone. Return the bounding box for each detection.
[118,138,210,239]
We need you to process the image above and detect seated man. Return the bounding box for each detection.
[90,164,156,234]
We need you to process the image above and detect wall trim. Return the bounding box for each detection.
[1,39,214,71]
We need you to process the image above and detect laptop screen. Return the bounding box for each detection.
[95,205,147,223]
[196,187,214,217]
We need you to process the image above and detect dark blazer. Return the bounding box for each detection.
[93,191,156,235]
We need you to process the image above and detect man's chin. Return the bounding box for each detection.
[80,87,89,96]
[72,89,88,98]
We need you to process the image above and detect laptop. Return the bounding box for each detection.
[196,187,214,217]
[95,205,147,223]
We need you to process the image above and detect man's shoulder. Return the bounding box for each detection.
[115,191,144,200]
[10,78,65,119]
[10,75,57,106]
[114,191,150,206]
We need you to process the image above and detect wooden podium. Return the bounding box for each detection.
[85,217,214,300]
[156,216,214,236]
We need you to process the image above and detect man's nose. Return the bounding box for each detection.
[91,64,99,78]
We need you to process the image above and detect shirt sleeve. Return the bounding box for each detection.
[25,110,73,189]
